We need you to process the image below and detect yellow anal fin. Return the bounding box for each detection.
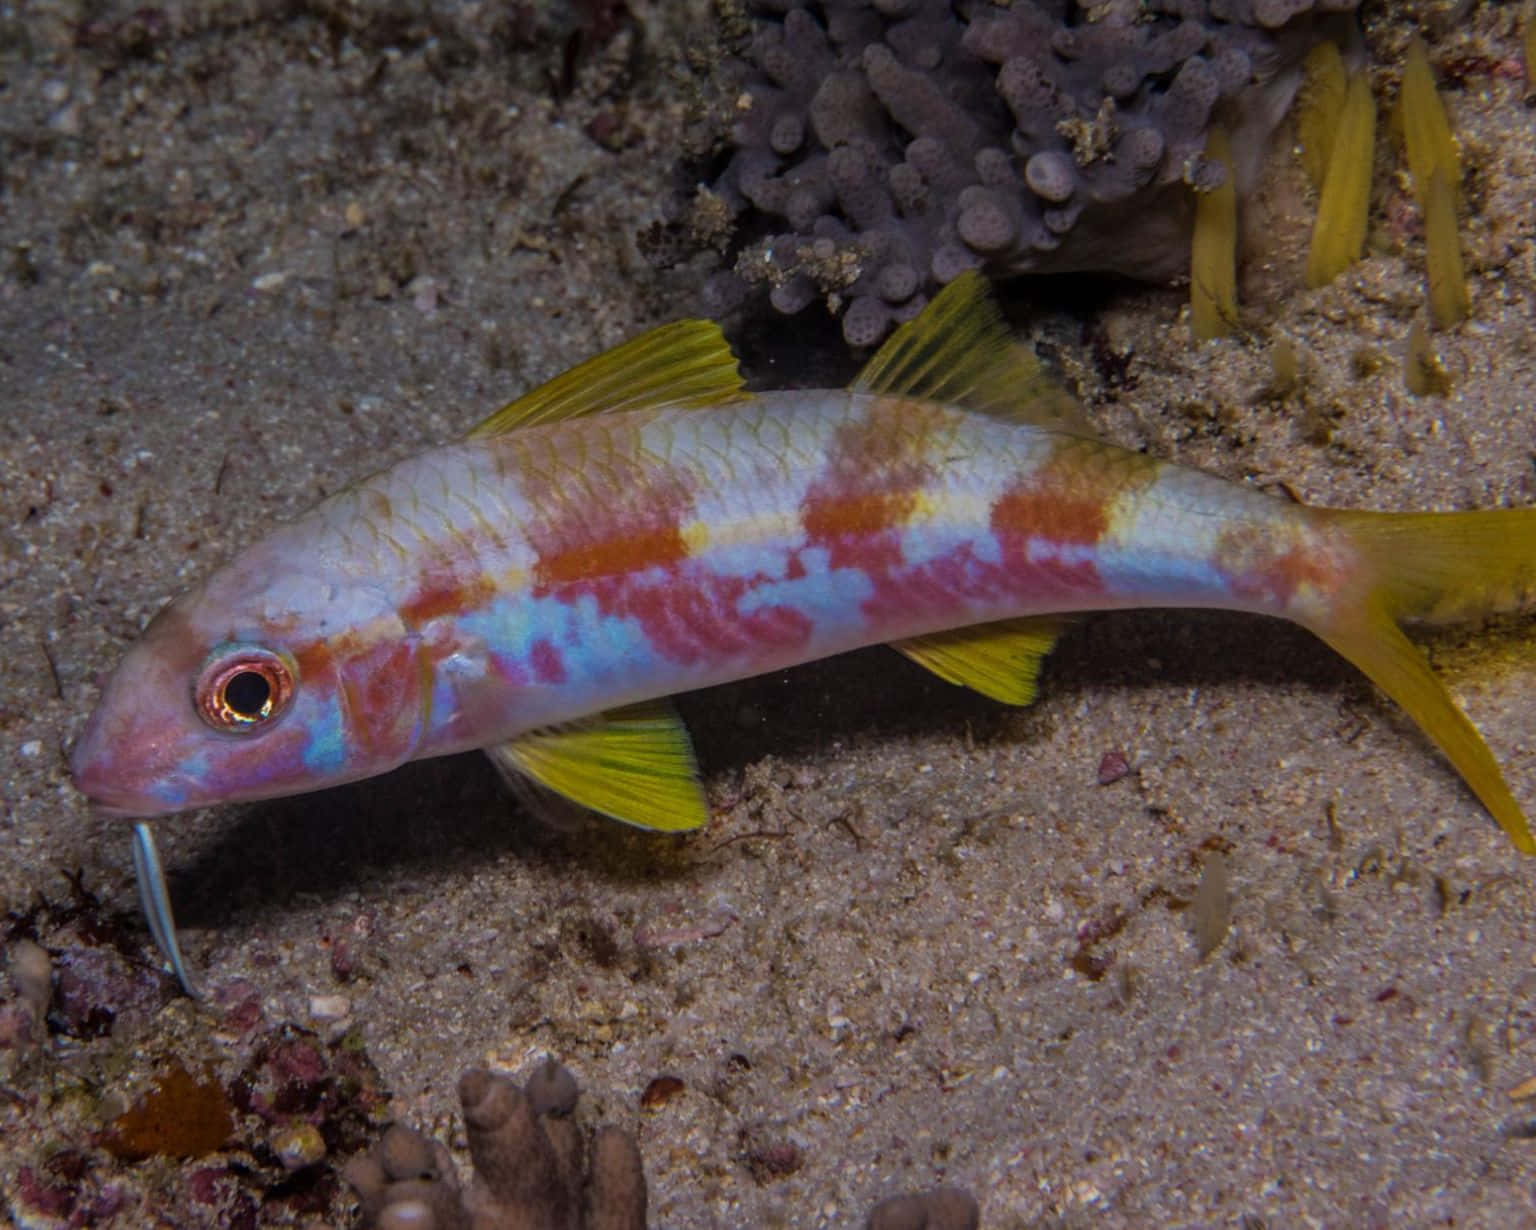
[485,699,709,832]
[1190,124,1238,342]
[892,615,1068,706]
[1306,67,1375,289]
[851,271,1096,438]
[1313,607,1535,854]
[469,319,745,437]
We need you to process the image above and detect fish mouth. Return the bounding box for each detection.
[70,732,182,819]
[84,797,159,820]
[72,768,169,819]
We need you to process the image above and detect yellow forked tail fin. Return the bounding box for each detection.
[1314,507,1536,853]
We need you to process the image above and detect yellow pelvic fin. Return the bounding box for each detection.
[892,615,1068,706]
[1305,67,1375,289]
[485,699,709,832]
[1399,38,1461,211]
[1316,505,1536,853]
[852,271,1096,438]
[1190,124,1238,342]
[1297,41,1347,192]
[469,319,745,437]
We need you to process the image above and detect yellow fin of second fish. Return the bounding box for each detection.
[1399,37,1460,211]
[1297,40,1347,192]
[1306,68,1376,289]
[486,699,709,832]
[469,319,745,437]
[852,271,1096,438]
[1190,124,1238,341]
[892,615,1069,706]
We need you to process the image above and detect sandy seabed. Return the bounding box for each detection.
[3,3,1536,1226]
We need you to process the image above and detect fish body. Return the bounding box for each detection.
[73,390,1348,814]
[73,275,1536,860]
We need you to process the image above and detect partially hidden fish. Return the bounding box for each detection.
[72,274,1536,992]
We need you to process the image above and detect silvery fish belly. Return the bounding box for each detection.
[72,273,1536,859]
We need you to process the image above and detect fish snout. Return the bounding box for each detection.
[70,711,162,818]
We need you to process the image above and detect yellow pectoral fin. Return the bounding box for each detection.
[892,615,1069,706]
[469,319,745,437]
[486,699,709,833]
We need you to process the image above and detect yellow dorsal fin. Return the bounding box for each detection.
[485,699,709,832]
[469,319,745,437]
[891,615,1069,706]
[851,271,1095,437]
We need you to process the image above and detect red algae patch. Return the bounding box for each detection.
[104,1060,234,1161]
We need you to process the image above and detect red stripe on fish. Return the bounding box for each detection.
[799,397,944,572]
[1214,522,1349,608]
[338,639,425,762]
[529,638,567,685]
[575,569,816,666]
[526,457,697,588]
[988,442,1156,599]
[518,437,813,665]
[401,541,499,627]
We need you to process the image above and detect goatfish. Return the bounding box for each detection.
[73,273,1536,994]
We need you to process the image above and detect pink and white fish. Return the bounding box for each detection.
[72,275,1536,986]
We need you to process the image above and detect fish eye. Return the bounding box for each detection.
[195,646,297,732]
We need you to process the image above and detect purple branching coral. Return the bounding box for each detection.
[703,0,1362,345]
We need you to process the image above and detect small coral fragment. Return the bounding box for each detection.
[1404,318,1452,396]
[1192,850,1231,960]
[1296,41,1346,191]
[105,1060,234,1161]
[345,1059,646,1230]
[1190,125,1238,340]
[1305,67,1375,288]
[866,1185,981,1230]
[0,939,52,1077]
[639,1074,685,1109]
[1259,335,1300,401]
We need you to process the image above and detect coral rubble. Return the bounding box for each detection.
[865,1185,981,1230]
[705,0,1362,344]
[343,1059,984,1229]
[344,1059,646,1230]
